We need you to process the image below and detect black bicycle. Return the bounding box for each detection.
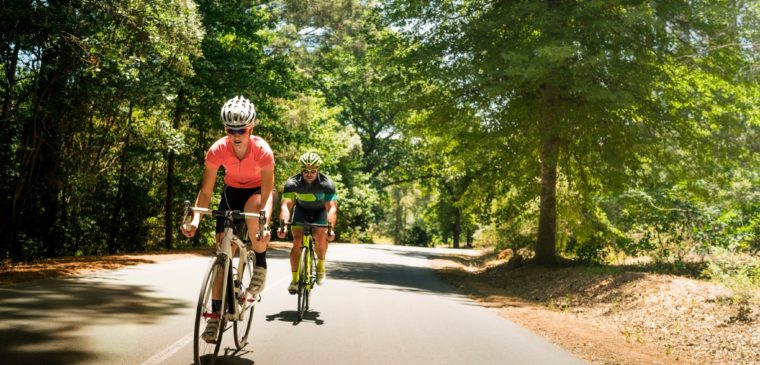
[183,201,264,365]
[280,220,333,322]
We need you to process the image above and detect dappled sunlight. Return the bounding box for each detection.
[0,278,189,362]
[0,326,98,365]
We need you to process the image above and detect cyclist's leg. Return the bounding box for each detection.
[290,229,304,272]
[314,228,327,259]
[243,188,268,295]
[312,209,329,284]
[209,188,235,314]
[207,207,227,343]
[289,205,306,294]
[219,184,248,256]
[243,188,268,250]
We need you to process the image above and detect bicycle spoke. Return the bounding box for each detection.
[194,257,226,365]
[234,252,256,349]
[297,246,309,321]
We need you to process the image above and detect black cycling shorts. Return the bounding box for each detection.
[216,185,262,235]
[291,204,327,228]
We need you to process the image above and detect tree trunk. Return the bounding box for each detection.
[536,83,560,266]
[394,188,402,245]
[11,28,75,258]
[108,102,133,253]
[0,41,20,258]
[1,42,19,125]
[165,89,185,249]
[452,206,461,249]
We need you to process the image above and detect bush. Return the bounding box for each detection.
[405,225,430,247]
[702,249,760,306]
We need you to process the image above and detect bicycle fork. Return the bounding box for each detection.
[301,236,316,290]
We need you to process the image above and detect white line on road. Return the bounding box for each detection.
[140,275,290,365]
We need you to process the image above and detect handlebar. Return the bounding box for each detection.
[183,200,266,239]
[279,219,334,237]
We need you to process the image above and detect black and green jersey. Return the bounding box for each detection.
[282,172,337,210]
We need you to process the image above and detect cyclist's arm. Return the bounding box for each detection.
[323,177,338,228]
[279,197,294,222]
[259,166,274,224]
[325,200,337,227]
[192,165,219,226]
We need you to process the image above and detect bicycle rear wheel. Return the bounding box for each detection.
[194,256,229,365]
[233,251,256,349]
[296,245,310,321]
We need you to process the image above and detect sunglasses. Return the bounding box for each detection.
[226,128,248,135]
[302,169,318,174]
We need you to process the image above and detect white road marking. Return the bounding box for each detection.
[140,275,290,365]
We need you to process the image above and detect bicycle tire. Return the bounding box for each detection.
[233,251,256,349]
[307,246,316,309]
[194,256,228,365]
[297,245,310,321]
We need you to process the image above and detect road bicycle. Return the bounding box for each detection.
[183,201,265,365]
[280,220,333,322]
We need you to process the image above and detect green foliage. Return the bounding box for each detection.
[382,0,759,264]
[406,224,431,247]
[0,0,205,259]
[703,249,760,304]
[1,0,758,263]
[334,173,384,242]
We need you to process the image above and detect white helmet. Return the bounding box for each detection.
[299,152,323,169]
[220,96,256,129]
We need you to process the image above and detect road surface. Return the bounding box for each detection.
[0,244,585,364]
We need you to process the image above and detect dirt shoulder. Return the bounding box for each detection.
[0,244,299,286]
[429,250,760,365]
[0,249,211,286]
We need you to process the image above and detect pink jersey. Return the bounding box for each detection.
[204,135,275,188]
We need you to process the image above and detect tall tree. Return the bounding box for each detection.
[385,0,758,264]
[0,0,202,259]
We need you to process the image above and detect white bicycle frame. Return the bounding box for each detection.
[185,207,262,321]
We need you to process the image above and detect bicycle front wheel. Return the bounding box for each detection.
[234,251,256,349]
[194,256,228,365]
[297,245,310,321]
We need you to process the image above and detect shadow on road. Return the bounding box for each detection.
[198,348,255,365]
[0,278,188,365]
[265,309,324,325]
[0,326,96,365]
[328,247,462,296]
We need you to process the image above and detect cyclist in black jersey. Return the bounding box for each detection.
[277,152,337,294]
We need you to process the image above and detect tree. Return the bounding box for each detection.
[385,0,758,264]
[0,0,203,259]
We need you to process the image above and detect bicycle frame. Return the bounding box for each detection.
[217,224,251,322]
[300,232,316,290]
[185,202,265,364]
[186,205,264,318]
[281,220,332,321]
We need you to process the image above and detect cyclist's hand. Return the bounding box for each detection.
[256,227,271,243]
[276,226,287,239]
[181,222,198,238]
[327,227,336,242]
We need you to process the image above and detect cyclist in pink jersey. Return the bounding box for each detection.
[181,96,274,342]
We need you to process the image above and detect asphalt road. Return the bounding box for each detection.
[0,244,586,365]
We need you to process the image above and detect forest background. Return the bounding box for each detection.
[1,0,758,299]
